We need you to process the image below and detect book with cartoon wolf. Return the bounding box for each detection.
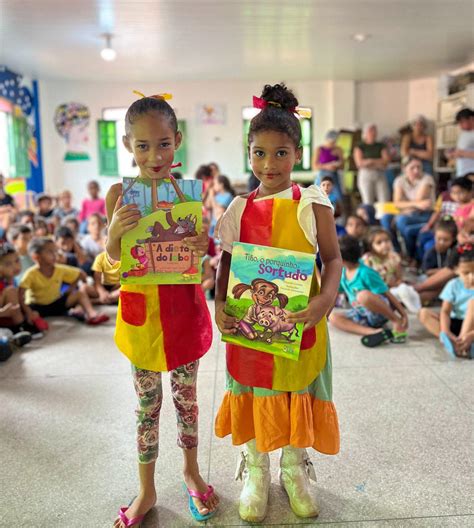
[120,175,202,285]
[223,242,315,361]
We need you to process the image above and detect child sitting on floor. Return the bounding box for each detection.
[329,235,408,347]
[421,217,457,276]
[81,213,106,262]
[8,224,34,281]
[87,251,121,305]
[0,242,46,338]
[19,237,109,325]
[417,176,472,256]
[344,214,368,252]
[362,227,421,313]
[55,226,88,269]
[419,244,474,359]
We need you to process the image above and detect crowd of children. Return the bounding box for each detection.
[1,86,472,527]
[322,170,474,359]
[0,177,117,361]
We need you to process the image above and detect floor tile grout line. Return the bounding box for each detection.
[426,363,473,411]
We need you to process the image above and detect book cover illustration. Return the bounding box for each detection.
[120,176,202,284]
[223,242,315,360]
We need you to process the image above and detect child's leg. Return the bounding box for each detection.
[3,286,25,325]
[329,311,380,336]
[356,290,404,332]
[65,286,98,319]
[114,367,161,528]
[82,283,101,303]
[170,361,218,514]
[418,308,441,337]
[457,299,474,357]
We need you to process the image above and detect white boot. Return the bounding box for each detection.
[279,446,319,518]
[235,439,271,523]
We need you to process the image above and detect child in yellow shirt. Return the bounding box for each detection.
[88,251,120,304]
[19,237,109,325]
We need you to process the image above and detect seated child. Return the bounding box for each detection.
[421,218,457,276]
[36,193,55,219]
[55,226,87,268]
[7,224,34,281]
[362,227,421,313]
[35,219,50,237]
[419,244,474,359]
[415,218,473,304]
[87,251,120,305]
[320,176,342,217]
[18,210,36,230]
[0,242,46,338]
[418,176,472,255]
[80,213,106,261]
[20,237,109,325]
[53,190,79,222]
[356,204,378,226]
[344,214,368,253]
[329,235,408,347]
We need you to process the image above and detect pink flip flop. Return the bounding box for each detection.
[117,506,145,527]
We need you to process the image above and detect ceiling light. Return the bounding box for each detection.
[352,33,370,43]
[101,33,117,61]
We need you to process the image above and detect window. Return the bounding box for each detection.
[242,107,313,173]
[100,108,188,176]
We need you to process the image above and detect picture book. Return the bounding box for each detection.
[120,176,202,285]
[222,242,315,361]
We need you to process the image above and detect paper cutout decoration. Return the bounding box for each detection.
[54,102,90,161]
[196,103,226,125]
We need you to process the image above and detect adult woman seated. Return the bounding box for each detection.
[353,124,390,205]
[382,157,435,260]
[313,129,344,199]
[400,115,434,175]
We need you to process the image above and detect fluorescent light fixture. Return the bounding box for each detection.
[352,33,370,42]
[101,33,117,61]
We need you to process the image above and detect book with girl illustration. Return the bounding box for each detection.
[223,242,315,360]
[120,175,202,284]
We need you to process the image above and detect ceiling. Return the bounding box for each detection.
[1,0,473,82]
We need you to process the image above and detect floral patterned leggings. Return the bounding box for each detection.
[132,360,199,464]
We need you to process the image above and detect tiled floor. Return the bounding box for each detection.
[1,303,473,527]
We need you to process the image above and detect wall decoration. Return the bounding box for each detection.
[196,103,226,125]
[0,66,38,174]
[54,102,91,161]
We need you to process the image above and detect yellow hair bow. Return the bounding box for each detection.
[133,90,173,101]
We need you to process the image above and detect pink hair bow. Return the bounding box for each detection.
[252,96,312,118]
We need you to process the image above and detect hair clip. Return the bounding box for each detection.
[457,243,473,254]
[252,96,312,118]
[441,215,454,221]
[133,90,173,101]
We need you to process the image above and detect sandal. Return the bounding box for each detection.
[116,507,145,527]
[183,483,216,522]
[390,331,408,344]
[86,313,110,325]
[361,329,393,348]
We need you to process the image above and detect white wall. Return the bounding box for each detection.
[38,76,439,204]
[356,81,409,137]
[39,79,337,204]
[407,77,439,121]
